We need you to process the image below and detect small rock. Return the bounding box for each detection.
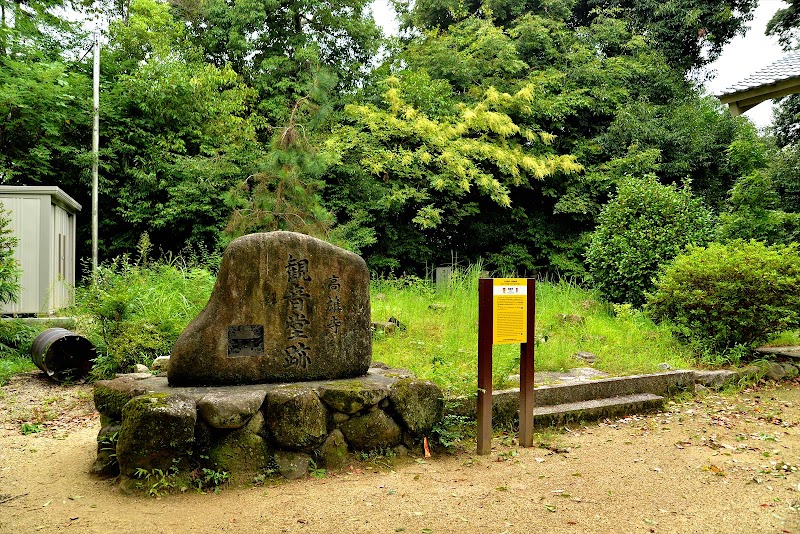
[763,361,787,381]
[318,379,389,414]
[207,423,270,474]
[339,410,401,450]
[264,386,327,450]
[573,352,596,364]
[693,370,737,389]
[133,364,150,373]
[389,379,443,436]
[555,313,585,325]
[371,322,397,335]
[115,372,152,380]
[116,394,197,478]
[393,444,409,458]
[331,412,350,424]
[274,451,311,480]
[150,356,170,372]
[782,363,799,379]
[658,363,672,371]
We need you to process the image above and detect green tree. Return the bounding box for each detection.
[99,0,263,256]
[172,0,383,126]
[0,207,20,303]
[326,74,582,271]
[0,58,91,185]
[225,82,336,241]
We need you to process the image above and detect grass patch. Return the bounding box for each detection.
[0,354,36,385]
[0,320,40,385]
[69,248,216,378]
[372,266,694,396]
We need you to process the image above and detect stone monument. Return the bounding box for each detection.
[90,232,444,489]
[168,231,372,385]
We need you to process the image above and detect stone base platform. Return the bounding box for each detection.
[91,367,443,489]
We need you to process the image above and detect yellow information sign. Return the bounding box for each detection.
[492,278,527,344]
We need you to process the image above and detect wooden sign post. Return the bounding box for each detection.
[477,278,535,455]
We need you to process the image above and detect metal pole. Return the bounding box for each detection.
[91,31,99,278]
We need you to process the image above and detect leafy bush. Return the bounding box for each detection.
[585,175,715,306]
[0,207,20,304]
[73,251,215,379]
[646,241,800,357]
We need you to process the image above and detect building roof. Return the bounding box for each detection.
[717,50,800,116]
[0,186,82,212]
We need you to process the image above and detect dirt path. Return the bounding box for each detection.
[1,371,800,533]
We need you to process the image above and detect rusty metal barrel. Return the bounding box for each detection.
[30,328,95,382]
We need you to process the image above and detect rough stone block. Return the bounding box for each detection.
[197,390,266,429]
[168,232,372,386]
[265,386,327,450]
[274,451,311,480]
[319,429,348,470]
[318,379,389,414]
[116,394,197,478]
[389,379,443,436]
[208,423,270,475]
[339,409,401,450]
[93,377,151,420]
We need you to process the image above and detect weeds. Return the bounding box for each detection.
[134,467,178,497]
[69,237,216,379]
[372,265,694,396]
[20,422,43,435]
[191,468,231,493]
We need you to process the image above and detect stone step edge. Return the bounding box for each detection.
[533,393,664,426]
[444,370,692,423]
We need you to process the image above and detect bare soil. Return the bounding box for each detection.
[2,370,800,534]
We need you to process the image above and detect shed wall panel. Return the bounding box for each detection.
[0,197,41,314]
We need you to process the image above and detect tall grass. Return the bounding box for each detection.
[372,266,693,396]
[71,253,216,378]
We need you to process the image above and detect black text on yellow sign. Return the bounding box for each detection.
[492,278,527,344]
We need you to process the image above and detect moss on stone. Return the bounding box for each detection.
[318,379,389,414]
[389,379,444,436]
[207,426,270,475]
[265,387,327,450]
[338,409,401,450]
[93,378,149,419]
[116,393,197,478]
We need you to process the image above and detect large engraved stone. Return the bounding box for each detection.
[168,232,372,386]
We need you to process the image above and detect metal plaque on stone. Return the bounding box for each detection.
[227,325,265,357]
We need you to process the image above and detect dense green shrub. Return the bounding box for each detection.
[73,253,215,378]
[646,241,800,358]
[0,208,20,304]
[585,176,715,306]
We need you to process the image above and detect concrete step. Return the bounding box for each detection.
[533,371,693,406]
[533,393,665,427]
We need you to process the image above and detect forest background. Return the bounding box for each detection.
[3,0,800,280]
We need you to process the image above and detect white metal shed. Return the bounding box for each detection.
[0,186,82,315]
